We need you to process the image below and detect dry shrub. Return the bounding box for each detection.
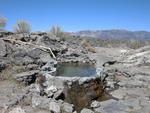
[128,39,145,49]
[87,46,96,53]
[80,39,91,47]
[0,65,28,80]
[80,39,96,53]
[0,15,7,29]
[48,26,64,37]
[13,20,32,33]
[106,44,113,48]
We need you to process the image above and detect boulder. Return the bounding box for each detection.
[53,89,64,100]
[49,101,61,113]
[14,56,34,66]
[0,31,13,37]
[41,62,55,72]
[62,102,74,113]
[27,48,42,59]
[15,70,39,85]
[44,85,58,97]
[120,46,150,67]
[32,94,50,109]
[11,33,31,42]
[45,85,57,94]
[39,53,53,63]
[28,84,42,94]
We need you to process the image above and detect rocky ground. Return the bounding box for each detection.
[0,31,150,113]
[88,46,150,113]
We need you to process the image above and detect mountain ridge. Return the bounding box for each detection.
[75,29,150,40]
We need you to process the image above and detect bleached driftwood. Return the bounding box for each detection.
[0,38,56,59]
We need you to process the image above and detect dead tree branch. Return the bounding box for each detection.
[0,38,56,59]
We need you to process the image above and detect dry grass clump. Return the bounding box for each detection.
[78,36,150,49]
[80,39,96,53]
[87,46,96,53]
[48,26,64,37]
[0,65,28,80]
[13,20,32,33]
[0,15,7,30]
[80,39,91,47]
[47,26,67,41]
[127,39,146,49]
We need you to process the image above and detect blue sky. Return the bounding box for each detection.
[0,0,150,32]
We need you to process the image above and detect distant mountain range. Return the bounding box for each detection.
[75,30,150,40]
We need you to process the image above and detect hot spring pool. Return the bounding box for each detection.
[55,63,96,77]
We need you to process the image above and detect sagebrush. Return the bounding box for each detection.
[48,26,64,38]
[0,15,7,30]
[13,20,32,33]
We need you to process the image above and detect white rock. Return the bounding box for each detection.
[73,111,77,113]
[62,102,74,113]
[32,95,42,108]
[80,108,95,113]
[9,106,26,113]
[91,100,101,108]
[45,85,57,94]
[29,84,41,94]
[49,101,60,113]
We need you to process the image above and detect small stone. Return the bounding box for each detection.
[73,111,77,113]
[80,108,95,113]
[91,100,101,108]
[41,62,52,71]
[45,85,57,94]
[28,84,41,94]
[32,94,50,109]
[53,89,64,100]
[47,92,54,98]
[62,102,74,113]
[32,94,42,108]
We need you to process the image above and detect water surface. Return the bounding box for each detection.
[55,63,96,77]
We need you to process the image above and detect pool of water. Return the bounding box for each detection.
[55,63,96,77]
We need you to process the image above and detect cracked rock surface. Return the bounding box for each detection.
[0,31,150,113]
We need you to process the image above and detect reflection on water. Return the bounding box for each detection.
[55,63,96,77]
